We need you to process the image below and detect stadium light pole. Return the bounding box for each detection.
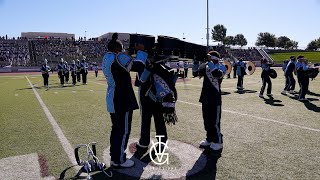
[206,0,209,52]
[85,31,87,41]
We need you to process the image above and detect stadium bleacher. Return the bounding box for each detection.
[0,34,265,68]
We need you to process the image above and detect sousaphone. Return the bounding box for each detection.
[244,61,256,75]
[223,60,232,75]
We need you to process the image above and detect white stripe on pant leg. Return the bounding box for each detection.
[215,106,222,144]
[120,112,129,163]
[138,87,142,139]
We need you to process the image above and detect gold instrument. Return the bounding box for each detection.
[244,61,256,75]
[223,60,232,75]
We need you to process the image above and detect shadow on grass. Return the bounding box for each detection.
[15,84,95,92]
[64,150,218,180]
[307,91,320,97]
[16,87,41,91]
[186,148,220,180]
[234,89,257,94]
[262,96,284,107]
[302,100,320,113]
[221,91,231,96]
[288,95,320,112]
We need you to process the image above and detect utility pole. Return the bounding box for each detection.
[206,0,209,52]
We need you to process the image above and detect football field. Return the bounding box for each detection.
[0,68,319,179]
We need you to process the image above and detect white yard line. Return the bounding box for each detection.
[26,76,80,171]
[93,81,107,87]
[177,100,320,133]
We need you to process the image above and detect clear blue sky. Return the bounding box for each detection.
[1,0,320,48]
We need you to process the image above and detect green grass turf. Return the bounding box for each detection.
[270,51,320,64]
[0,76,72,177]
[1,69,320,179]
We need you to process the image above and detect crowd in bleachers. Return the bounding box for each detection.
[33,39,108,59]
[0,35,264,67]
[228,48,262,62]
[0,39,30,66]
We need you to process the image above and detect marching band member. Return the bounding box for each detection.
[296,56,309,101]
[64,61,70,84]
[93,62,99,78]
[259,58,273,98]
[40,59,51,88]
[76,59,81,82]
[183,61,189,78]
[236,58,246,90]
[70,60,77,86]
[192,59,200,78]
[198,51,226,156]
[226,59,231,79]
[102,33,148,168]
[80,58,88,85]
[281,56,296,95]
[57,58,66,86]
[232,60,237,78]
[134,56,179,159]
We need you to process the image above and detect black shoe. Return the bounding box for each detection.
[133,144,148,160]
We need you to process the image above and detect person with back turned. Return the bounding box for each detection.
[133,55,179,160]
[281,56,296,95]
[295,55,309,101]
[102,33,148,168]
[236,58,246,90]
[259,58,273,98]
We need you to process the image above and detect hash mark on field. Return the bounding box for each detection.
[15,94,19,96]
[72,91,77,93]
[177,100,320,133]
[54,92,58,94]
[25,76,79,171]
